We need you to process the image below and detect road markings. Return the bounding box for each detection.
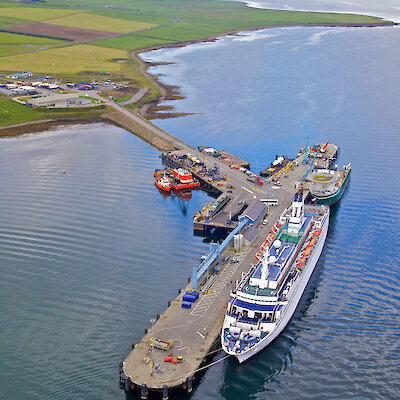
[191,253,248,317]
[242,186,253,194]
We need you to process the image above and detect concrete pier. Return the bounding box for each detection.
[121,143,321,395]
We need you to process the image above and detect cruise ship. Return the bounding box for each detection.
[308,163,351,206]
[221,192,329,363]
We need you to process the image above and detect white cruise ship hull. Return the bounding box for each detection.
[233,208,330,363]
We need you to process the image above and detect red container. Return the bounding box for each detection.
[172,359,178,364]
[164,356,172,362]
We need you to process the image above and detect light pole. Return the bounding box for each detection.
[150,318,156,369]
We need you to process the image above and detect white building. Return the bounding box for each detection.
[26,93,92,108]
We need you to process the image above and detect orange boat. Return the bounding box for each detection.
[155,176,171,192]
[171,168,200,190]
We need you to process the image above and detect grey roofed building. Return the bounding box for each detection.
[239,200,266,223]
[26,93,92,108]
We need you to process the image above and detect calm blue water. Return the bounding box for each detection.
[0,125,211,400]
[1,21,400,400]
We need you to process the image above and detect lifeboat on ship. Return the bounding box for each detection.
[297,258,306,268]
[306,238,316,248]
[313,228,322,237]
[302,247,311,258]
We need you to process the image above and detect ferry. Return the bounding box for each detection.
[308,163,351,206]
[221,192,329,363]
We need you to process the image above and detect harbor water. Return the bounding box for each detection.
[1,19,400,400]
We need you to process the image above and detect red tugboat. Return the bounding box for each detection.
[154,168,200,192]
[171,168,200,190]
[154,170,172,192]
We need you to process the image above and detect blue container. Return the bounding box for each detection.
[182,301,192,309]
[183,294,197,303]
[185,291,199,300]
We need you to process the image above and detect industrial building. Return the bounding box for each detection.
[26,93,92,108]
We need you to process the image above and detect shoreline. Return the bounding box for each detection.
[0,20,395,137]
[0,117,110,138]
[132,20,395,119]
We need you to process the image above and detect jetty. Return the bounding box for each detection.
[119,118,339,398]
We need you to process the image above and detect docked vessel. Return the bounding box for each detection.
[154,175,171,192]
[154,170,172,192]
[221,192,329,363]
[154,168,200,191]
[171,168,200,190]
[308,163,351,206]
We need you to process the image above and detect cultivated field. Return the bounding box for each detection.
[0,31,62,45]
[0,32,63,55]
[0,44,127,74]
[44,13,156,34]
[0,7,83,21]
[5,22,117,41]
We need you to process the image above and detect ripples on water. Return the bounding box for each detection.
[143,26,400,399]
[0,125,211,400]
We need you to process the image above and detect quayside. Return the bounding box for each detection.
[120,141,344,398]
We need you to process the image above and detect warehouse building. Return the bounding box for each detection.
[26,93,92,108]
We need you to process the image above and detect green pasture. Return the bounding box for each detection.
[44,13,156,34]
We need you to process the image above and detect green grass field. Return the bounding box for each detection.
[0,96,43,126]
[44,13,156,33]
[0,95,108,127]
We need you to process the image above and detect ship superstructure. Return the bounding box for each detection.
[221,193,329,363]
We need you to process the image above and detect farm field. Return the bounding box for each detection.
[0,44,127,74]
[0,32,63,55]
[0,32,62,45]
[5,22,117,41]
[0,7,83,22]
[44,13,157,34]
